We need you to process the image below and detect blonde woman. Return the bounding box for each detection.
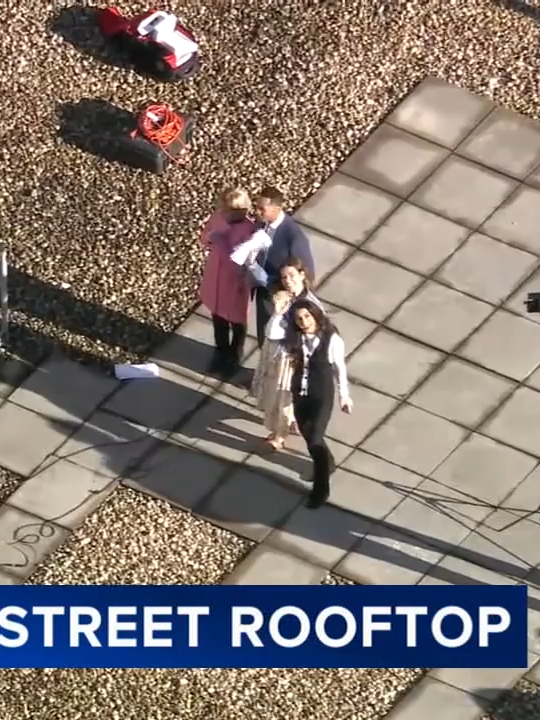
[250,256,322,450]
[199,187,254,377]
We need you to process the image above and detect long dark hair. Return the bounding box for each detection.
[284,298,338,366]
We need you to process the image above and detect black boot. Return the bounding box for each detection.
[304,444,332,508]
[304,454,335,484]
[207,349,227,376]
[305,489,329,509]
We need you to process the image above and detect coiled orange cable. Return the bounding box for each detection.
[138,104,186,160]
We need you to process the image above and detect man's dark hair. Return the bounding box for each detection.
[258,186,285,207]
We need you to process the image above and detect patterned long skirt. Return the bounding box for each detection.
[250,339,294,437]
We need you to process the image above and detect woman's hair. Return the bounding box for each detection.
[220,187,251,212]
[277,256,313,290]
[284,298,338,365]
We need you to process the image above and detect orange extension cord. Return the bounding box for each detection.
[137,104,188,163]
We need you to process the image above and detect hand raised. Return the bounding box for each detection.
[340,397,353,414]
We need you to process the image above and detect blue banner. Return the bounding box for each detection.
[0,585,527,669]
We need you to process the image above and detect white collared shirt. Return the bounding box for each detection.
[268,211,285,230]
[300,332,350,401]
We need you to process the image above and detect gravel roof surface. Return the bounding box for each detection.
[4,0,540,366]
[0,488,427,719]
[28,487,252,584]
[0,666,424,720]
[322,572,357,585]
[0,468,22,504]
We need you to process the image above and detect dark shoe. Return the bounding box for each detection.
[304,458,335,484]
[207,351,227,376]
[305,491,329,509]
[221,355,241,380]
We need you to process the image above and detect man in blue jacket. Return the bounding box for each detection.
[251,186,315,348]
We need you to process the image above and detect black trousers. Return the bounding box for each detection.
[255,286,273,349]
[211,314,246,361]
[293,393,336,500]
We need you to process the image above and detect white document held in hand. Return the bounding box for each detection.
[230,229,272,266]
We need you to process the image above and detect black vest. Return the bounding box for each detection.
[291,330,335,402]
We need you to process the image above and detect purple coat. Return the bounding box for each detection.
[199,211,254,324]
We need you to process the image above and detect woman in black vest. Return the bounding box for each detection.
[286,299,353,509]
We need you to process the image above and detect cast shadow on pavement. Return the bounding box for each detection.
[473,683,540,719]
[2,273,540,622]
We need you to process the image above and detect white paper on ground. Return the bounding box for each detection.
[114,363,160,380]
[230,229,272,266]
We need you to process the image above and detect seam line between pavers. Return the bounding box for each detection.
[345,242,540,478]
[4,473,119,532]
[183,229,540,572]
[0,506,70,581]
[3,357,237,579]
[220,543,334,585]
[386,103,540,186]
[425,673,517,703]
[383,82,495,151]
[340,668,432,720]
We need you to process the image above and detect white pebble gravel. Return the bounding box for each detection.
[0,488,426,719]
[0,469,22,504]
[5,0,540,364]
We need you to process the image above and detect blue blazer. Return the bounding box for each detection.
[256,214,315,286]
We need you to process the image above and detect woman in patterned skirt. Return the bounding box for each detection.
[250,256,322,450]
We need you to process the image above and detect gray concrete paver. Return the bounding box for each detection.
[482,185,540,255]
[387,280,493,352]
[0,401,79,477]
[318,251,422,322]
[408,358,514,428]
[294,172,399,247]
[364,202,469,274]
[54,410,160,478]
[481,387,540,457]
[361,404,467,476]
[335,524,442,585]
[266,503,371,569]
[103,364,213,431]
[386,76,493,148]
[124,441,231,511]
[410,156,517,229]
[346,328,443,397]
[0,504,68,580]
[197,467,302,542]
[456,108,540,179]
[325,383,398,447]
[9,354,118,423]
[5,459,116,530]
[339,123,449,197]
[222,545,325,585]
[460,309,540,380]
[436,232,537,304]
[431,434,537,507]
[3,78,540,715]
[382,677,484,720]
